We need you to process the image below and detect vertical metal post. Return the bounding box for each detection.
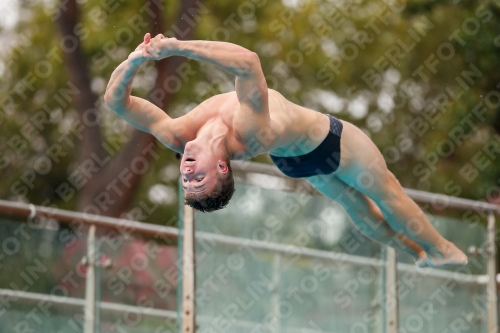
[487,212,498,333]
[384,247,399,333]
[84,224,96,333]
[270,254,281,333]
[182,205,196,333]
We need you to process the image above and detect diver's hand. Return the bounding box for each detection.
[145,34,179,60]
[128,33,153,63]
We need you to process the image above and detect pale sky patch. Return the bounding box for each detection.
[347,95,369,119]
[0,0,19,29]
[315,89,344,113]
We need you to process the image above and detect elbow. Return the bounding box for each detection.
[103,88,116,108]
[103,91,112,106]
[103,91,128,111]
[246,51,259,63]
[240,51,260,75]
[246,51,260,67]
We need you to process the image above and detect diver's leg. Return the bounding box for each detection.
[307,175,426,261]
[334,120,467,267]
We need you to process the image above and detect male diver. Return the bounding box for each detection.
[104,33,468,267]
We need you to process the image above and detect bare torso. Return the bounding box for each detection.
[105,36,468,268]
[171,89,331,160]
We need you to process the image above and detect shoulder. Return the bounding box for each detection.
[160,93,236,146]
[267,89,293,106]
[188,92,237,114]
[267,88,282,97]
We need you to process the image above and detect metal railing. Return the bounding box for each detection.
[0,199,179,333]
[0,161,499,333]
[185,161,500,333]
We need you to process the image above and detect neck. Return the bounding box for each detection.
[191,120,230,159]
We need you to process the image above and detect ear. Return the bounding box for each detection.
[218,160,228,173]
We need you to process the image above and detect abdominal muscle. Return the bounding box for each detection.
[187,90,332,160]
[266,90,331,157]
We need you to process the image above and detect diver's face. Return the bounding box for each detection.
[180,151,227,196]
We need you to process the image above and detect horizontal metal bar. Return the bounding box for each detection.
[232,161,500,214]
[0,288,176,320]
[0,162,497,237]
[0,288,85,307]
[196,230,384,267]
[100,300,176,320]
[397,262,488,285]
[197,314,338,333]
[0,199,178,239]
[232,160,290,178]
[404,188,500,215]
[196,231,487,284]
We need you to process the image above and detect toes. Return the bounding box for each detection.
[415,251,428,268]
[415,258,428,268]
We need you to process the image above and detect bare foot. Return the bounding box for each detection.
[415,251,428,268]
[422,241,468,267]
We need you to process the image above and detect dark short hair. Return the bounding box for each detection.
[184,163,235,213]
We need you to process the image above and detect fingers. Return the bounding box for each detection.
[151,33,164,42]
[142,48,151,59]
[142,32,162,47]
[143,34,166,59]
[145,43,156,58]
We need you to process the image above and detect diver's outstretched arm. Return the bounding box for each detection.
[146,35,269,143]
[145,36,268,115]
[104,34,182,150]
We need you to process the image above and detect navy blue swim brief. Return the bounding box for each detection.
[269,114,343,178]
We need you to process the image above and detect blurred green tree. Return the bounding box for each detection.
[0,0,206,223]
[402,0,500,204]
[0,0,498,226]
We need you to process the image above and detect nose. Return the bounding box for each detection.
[184,167,194,174]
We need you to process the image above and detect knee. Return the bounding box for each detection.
[383,172,404,199]
[362,195,384,220]
[362,170,403,201]
[375,172,406,213]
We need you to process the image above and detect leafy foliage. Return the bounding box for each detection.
[0,0,499,226]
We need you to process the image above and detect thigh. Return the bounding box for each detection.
[335,120,403,202]
[306,174,381,219]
